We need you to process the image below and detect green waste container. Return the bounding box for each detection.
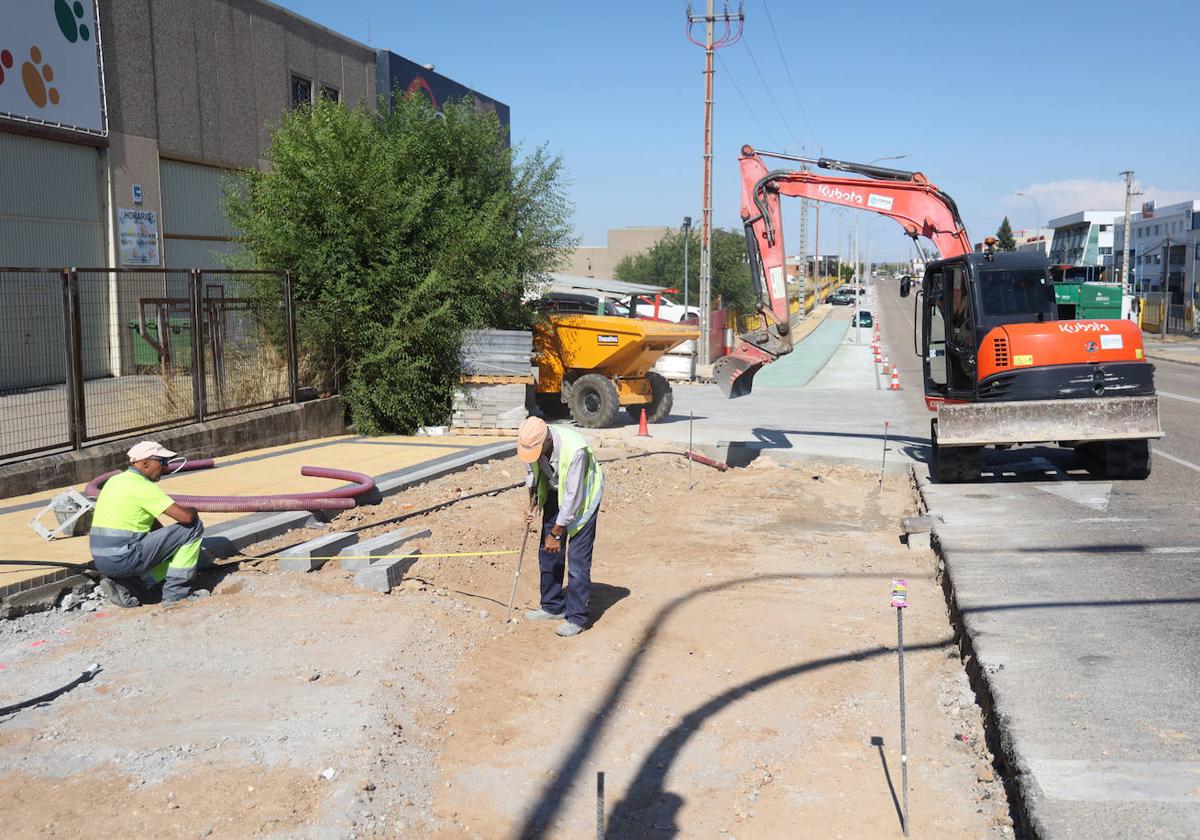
[127,319,193,370]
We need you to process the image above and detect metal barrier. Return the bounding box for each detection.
[0,267,325,463]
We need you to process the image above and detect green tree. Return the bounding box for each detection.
[838,262,856,282]
[996,217,1017,252]
[226,95,574,433]
[613,227,755,313]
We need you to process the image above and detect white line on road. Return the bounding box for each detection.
[1146,547,1200,554]
[1154,448,1200,474]
[1158,390,1200,405]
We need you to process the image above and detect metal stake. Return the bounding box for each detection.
[596,770,605,839]
[894,581,911,837]
[504,523,533,623]
[879,420,890,489]
[688,410,695,491]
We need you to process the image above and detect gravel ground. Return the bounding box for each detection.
[0,439,1015,838]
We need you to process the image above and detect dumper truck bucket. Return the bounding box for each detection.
[935,395,1163,447]
[714,350,770,398]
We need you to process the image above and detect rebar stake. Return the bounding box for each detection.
[892,578,910,837]
[879,419,890,490]
[596,770,605,839]
[688,411,695,491]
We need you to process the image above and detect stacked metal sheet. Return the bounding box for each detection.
[452,330,533,432]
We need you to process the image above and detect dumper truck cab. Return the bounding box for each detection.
[903,250,1161,481]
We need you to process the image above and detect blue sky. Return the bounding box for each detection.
[279,0,1198,261]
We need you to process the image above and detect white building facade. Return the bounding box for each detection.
[1047,211,1121,266]
[1113,200,1200,304]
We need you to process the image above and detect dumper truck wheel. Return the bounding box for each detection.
[569,374,620,428]
[625,371,673,423]
[931,419,981,483]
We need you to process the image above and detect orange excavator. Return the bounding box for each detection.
[718,146,1162,481]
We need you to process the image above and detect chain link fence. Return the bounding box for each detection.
[0,267,332,464]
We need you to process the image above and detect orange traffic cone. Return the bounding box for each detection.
[882,355,889,370]
[637,407,650,437]
[889,365,901,390]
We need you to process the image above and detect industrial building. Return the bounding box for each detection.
[1,0,508,392]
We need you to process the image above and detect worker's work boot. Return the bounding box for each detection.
[524,608,565,621]
[555,621,584,638]
[97,578,140,609]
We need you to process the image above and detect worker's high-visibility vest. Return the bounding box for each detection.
[533,425,604,537]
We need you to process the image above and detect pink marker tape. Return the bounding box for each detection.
[890,579,909,609]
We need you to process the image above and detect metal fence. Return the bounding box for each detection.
[0,267,330,463]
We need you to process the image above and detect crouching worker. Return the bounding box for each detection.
[516,416,605,638]
[89,441,204,607]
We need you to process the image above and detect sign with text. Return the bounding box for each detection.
[890,578,909,609]
[0,0,105,134]
[118,209,160,266]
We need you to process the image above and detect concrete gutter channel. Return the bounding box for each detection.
[0,441,516,618]
[909,464,1037,839]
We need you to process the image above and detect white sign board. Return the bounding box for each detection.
[0,0,105,134]
[118,209,160,266]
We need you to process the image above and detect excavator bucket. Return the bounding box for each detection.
[936,395,1163,447]
[714,352,766,399]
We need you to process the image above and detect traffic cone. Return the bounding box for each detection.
[637,407,650,437]
[882,355,889,370]
[889,365,901,390]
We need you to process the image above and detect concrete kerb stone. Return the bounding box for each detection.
[280,532,359,572]
[354,552,420,593]
[201,511,319,559]
[339,527,431,571]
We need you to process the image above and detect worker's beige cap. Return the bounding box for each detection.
[127,441,177,462]
[516,417,548,463]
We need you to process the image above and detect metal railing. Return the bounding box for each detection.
[0,267,331,463]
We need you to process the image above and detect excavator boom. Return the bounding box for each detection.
[715,145,972,398]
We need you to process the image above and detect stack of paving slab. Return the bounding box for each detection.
[452,329,533,434]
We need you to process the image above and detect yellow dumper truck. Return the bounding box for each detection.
[533,314,699,428]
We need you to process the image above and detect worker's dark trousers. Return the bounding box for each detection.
[538,491,597,627]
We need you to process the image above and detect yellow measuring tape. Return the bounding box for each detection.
[287,549,518,561]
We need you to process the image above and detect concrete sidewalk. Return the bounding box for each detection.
[1142,334,1200,367]
[0,434,514,614]
[622,309,925,470]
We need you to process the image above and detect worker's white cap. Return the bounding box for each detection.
[127,441,177,462]
[516,417,548,463]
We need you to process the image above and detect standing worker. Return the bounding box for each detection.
[89,441,205,607]
[516,416,605,638]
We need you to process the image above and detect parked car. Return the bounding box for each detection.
[829,292,855,306]
[852,310,874,327]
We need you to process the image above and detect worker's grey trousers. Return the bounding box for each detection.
[89,518,204,603]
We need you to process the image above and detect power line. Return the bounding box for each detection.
[759,0,821,152]
[739,30,804,152]
[716,52,782,150]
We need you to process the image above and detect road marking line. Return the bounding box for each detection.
[1146,547,1200,554]
[1158,390,1200,404]
[1155,448,1200,473]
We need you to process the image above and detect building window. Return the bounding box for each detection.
[1099,224,1110,232]
[1099,247,1112,255]
[291,74,312,109]
[320,84,340,102]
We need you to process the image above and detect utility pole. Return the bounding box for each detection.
[798,189,809,317]
[682,215,694,378]
[812,203,821,315]
[686,1,744,367]
[1119,171,1140,294]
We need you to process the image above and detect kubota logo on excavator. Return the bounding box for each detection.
[816,185,864,205]
[1057,322,1110,333]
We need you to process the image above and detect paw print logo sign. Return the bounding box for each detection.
[0,0,105,135]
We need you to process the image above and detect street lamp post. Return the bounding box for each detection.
[1013,192,1041,253]
[682,216,694,379]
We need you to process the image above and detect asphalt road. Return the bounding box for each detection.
[873,279,1200,839]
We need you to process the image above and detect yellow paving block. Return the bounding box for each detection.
[0,434,509,594]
